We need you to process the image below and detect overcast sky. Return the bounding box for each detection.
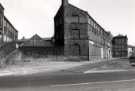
[0,0,134,45]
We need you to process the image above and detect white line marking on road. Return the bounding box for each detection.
[51,79,135,87]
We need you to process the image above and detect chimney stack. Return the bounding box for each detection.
[62,0,68,6]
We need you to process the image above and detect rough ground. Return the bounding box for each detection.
[0,49,134,76]
[0,49,109,76]
[84,58,135,73]
[0,59,90,76]
[0,57,134,77]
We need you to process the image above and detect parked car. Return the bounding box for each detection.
[129,55,135,66]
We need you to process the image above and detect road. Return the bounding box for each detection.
[1,79,135,91]
[0,58,135,91]
[0,70,135,91]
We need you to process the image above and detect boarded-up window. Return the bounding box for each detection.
[72,14,79,23]
[72,29,80,39]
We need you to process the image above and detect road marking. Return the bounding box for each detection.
[50,79,135,87]
[84,69,128,74]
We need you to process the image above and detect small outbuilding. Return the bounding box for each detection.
[19,34,63,57]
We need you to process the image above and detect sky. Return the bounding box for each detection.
[0,0,134,45]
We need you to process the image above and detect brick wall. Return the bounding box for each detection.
[0,42,16,66]
[63,5,89,59]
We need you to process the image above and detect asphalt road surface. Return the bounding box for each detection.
[0,70,135,91]
[1,79,135,91]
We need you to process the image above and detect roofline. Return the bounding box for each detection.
[69,4,112,36]
[86,12,112,36]
[4,16,18,33]
[54,4,64,19]
[0,3,4,10]
[113,35,128,38]
[69,4,88,14]
[54,1,112,37]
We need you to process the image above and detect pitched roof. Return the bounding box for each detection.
[69,4,88,15]
[113,35,128,39]
[22,40,54,47]
[30,34,43,40]
[0,3,4,10]
[20,34,54,47]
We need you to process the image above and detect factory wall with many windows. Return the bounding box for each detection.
[112,35,128,58]
[88,15,112,60]
[0,3,18,46]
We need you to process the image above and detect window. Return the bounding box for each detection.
[88,19,92,24]
[0,15,2,27]
[72,29,80,39]
[72,13,80,23]
[95,25,98,30]
[89,26,92,32]
[93,23,96,28]
[91,21,94,26]
[4,26,7,34]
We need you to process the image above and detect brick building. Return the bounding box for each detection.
[0,3,18,46]
[18,0,112,61]
[112,35,128,58]
[128,45,135,57]
[19,34,63,57]
[0,3,18,64]
[54,0,112,60]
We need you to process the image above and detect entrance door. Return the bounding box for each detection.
[72,44,80,56]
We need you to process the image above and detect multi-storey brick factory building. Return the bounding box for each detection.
[112,35,128,58]
[54,0,112,60]
[0,3,18,46]
[19,0,113,61]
